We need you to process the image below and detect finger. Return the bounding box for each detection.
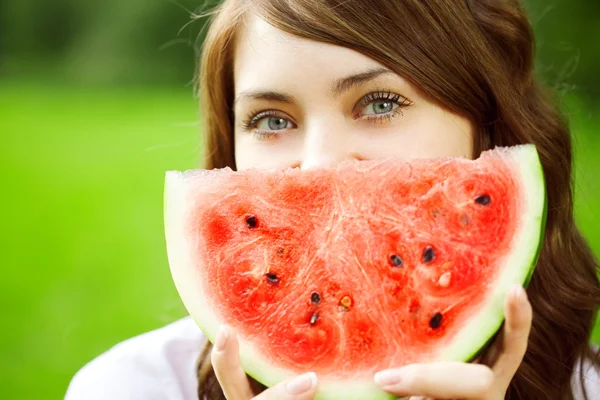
[211,325,255,400]
[253,372,318,400]
[475,331,502,368]
[492,284,533,387]
[374,362,494,399]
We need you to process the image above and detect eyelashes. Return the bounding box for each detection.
[240,109,285,131]
[355,89,407,110]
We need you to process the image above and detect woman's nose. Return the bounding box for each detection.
[300,120,359,170]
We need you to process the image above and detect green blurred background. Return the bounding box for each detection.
[1,0,599,398]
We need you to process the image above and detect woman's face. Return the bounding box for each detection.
[233,16,474,170]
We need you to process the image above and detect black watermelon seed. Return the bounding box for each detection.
[265,272,280,285]
[422,246,435,263]
[309,312,319,325]
[310,292,321,304]
[429,312,443,329]
[389,254,403,268]
[245,215,258,228]
[475,194,491,206]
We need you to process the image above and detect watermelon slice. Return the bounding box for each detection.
[164,144,546,400]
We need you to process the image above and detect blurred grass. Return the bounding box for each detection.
[0,80,200,399]
[0,81,598,399]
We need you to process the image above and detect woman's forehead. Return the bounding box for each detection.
[233,15,390,94]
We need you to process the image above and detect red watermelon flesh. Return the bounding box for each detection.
[164,145,546,400]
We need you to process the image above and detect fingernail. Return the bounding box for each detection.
[512,285,526,303]
[286,372,317,395]
[374,369,403,386]
[214,325,229,351]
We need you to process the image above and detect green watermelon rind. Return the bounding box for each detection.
[164,144,546,400]
[434,144,546,367]
[459,144,547,367]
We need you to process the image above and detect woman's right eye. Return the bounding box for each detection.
[241,110,297,141]
[256,116,294,131]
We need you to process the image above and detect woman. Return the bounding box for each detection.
[66,0,600,399]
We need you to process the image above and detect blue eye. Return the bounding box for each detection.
[240,110,297,141]
[364,100,397,115]
[355,90,412,122]
[258,116,292,131]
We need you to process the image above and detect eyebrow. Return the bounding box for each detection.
[331,67,393,97]
[233,67,395,106]
[234,90,295,106]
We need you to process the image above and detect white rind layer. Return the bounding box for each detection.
[164,144,545,400]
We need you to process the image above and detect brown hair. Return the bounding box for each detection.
[194,0,600,398]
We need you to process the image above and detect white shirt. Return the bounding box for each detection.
[65,316,600,399]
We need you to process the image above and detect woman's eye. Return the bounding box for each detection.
[353,91,411,122]
[257,116,293,131]
[362,100,398,116]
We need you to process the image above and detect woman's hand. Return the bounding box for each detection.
[211,325,318,400]
[373,284,533,400]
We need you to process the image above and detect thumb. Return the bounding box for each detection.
[253,372,318,400]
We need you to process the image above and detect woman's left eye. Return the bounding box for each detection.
[361,100,398,116]
[354,91,411,121]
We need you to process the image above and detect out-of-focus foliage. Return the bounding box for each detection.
[1,0,599,100]
[526,0,600,102]
[0,0,210,85]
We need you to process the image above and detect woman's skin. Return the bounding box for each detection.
[211,15,534,400]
